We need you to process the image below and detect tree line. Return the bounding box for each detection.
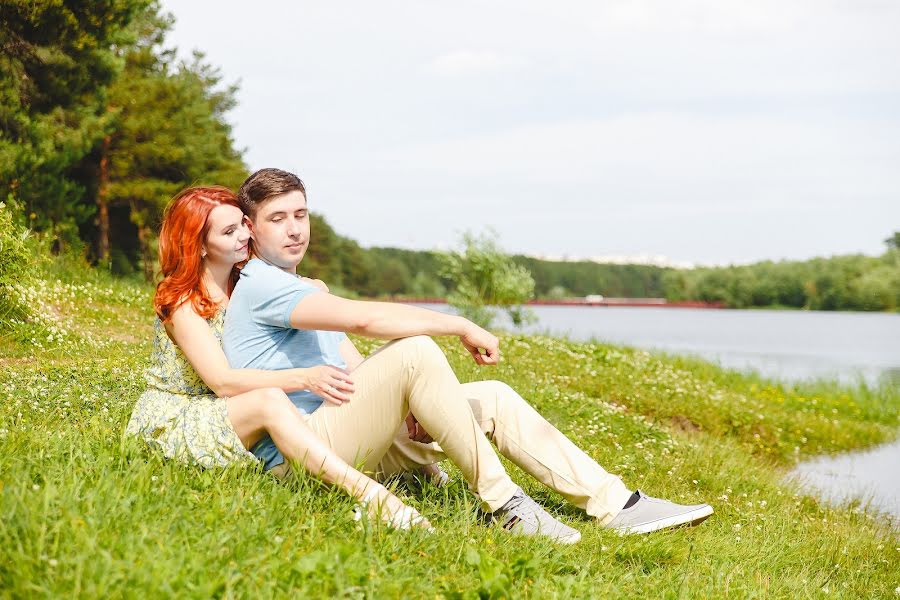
[661,235,900,311]
[299,227,900,313]
[2,3,896,314]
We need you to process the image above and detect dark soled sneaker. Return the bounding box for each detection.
[490,488,582,544]
[605,490,713,534]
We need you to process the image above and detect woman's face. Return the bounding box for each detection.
[204,205,250,267]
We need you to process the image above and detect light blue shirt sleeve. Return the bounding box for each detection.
[247,266,321,329]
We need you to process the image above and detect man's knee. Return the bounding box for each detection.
[392,335,445,364]
[486,380,517,398]
[395,334,439,351]
[470,380,520,405]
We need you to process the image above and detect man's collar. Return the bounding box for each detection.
[251,254,299,275]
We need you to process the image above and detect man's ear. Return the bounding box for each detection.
[244,214,255,238]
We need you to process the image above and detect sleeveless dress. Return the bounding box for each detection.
[125,310,256,468]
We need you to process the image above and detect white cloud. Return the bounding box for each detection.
[428,50,527,77]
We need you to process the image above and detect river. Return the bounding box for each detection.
[495,305,900,386]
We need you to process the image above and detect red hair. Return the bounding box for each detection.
[154,186,243,323]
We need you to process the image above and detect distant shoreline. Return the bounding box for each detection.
[387,296,725,309]
[386,297,900,312]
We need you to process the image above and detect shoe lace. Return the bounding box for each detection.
[499,490,547,528]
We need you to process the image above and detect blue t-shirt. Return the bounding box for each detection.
[223,258,347,470]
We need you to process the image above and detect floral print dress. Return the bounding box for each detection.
[125,310,255,468]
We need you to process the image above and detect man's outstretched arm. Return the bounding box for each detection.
[290,293,500,365]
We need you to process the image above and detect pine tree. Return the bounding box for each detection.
[96,3,246,277]
[0,0,148,240]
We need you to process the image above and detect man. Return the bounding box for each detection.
[222,168,713,542]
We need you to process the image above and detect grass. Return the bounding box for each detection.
[1,266,899,598]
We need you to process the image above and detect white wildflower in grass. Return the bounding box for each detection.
[733,523,742,531]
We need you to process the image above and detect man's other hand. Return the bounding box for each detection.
[306,365,354,405]
[405,412,434,444]
[460,323,500,366]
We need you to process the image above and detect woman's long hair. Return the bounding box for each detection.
[154,186,243,323]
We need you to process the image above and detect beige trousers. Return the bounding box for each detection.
[377,380,632,525]
[296,336,631,523]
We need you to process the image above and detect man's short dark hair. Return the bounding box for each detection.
[237,168,306,217]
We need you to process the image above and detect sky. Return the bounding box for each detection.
[160,0,900,266]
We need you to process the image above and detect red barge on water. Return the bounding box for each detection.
[391,297,725,309]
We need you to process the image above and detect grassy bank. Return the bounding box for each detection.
[1,268,898,598]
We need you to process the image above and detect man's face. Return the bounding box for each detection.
[247,190,310,271]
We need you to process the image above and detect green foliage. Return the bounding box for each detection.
[409,270,446,298]
[367,247,447,297]
[1,1,246,275]
[96,4,246,278]
[667,250,900,312]
[0,200,35,327]
[515,256,667,299]
[439,231,536,328]
[0,0,149,236]
[446,546,541,599]
[885,231,900,251]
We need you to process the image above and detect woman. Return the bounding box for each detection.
[125,186,428,529]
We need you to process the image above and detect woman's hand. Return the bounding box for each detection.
[304,365,355,405]
[362,483,432,531]
[459,321,500,365]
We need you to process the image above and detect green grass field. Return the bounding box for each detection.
[1,268,898,598]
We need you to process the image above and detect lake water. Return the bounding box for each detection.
[496,305,900,386]
[409,303,900,519]
[788,439,900,525]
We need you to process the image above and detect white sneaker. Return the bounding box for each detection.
[605,490,713,534]
[353,487,433,532]
[491,488,582,544]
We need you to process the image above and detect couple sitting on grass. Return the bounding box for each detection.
[126,167,713,542]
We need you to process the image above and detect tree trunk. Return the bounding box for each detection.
[96,135,111,263]
[142,226,153,283]
[137,222,154,283]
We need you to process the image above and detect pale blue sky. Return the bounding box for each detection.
[161,0,900,265]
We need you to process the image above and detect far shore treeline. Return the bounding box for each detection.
[2,2,898,313]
